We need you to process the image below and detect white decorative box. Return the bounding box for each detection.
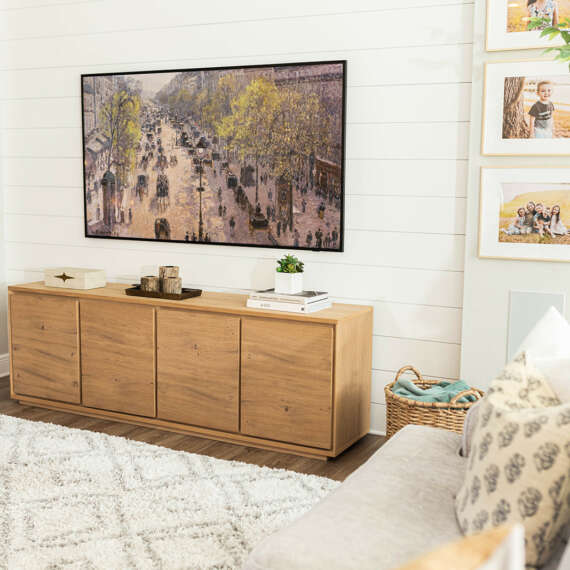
[44,267,106,290]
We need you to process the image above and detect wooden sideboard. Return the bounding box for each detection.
[7,282,373,459]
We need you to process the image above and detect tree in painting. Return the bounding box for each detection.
[100,91,142,191]
[218,78,281,204]
[503,77,529,139]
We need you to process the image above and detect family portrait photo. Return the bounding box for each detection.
[479,168,570,262]
[499,183,570,243]
[482,61,570,155]
[487,0,570,50]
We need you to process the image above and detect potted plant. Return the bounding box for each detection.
[529,17,570,69]
[275,254,304,294]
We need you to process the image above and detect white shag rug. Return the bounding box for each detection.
[0,414,339,569]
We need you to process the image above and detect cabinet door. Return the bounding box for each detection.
[81,300,155,417]
[241,318,333,449]
[157,310,240,432]
[10,293,80,403]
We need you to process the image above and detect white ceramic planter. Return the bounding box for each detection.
[275,272,304,294]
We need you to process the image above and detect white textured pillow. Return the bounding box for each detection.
[515,306,570,403]
[516,306,570,360]
[454,355,570,568]
[532,357,570,404]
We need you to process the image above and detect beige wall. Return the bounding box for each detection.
[460,1,570,390]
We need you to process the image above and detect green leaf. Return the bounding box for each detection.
[529,16,551,31]
[276,253,303,273]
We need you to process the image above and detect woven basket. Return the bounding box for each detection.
[384,365,484,439]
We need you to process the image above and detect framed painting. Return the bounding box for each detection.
[483,60,570,156]
[479,167,570,262]
[486,0,569,51]
[81,60,346,251]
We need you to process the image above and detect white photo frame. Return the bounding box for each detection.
[479,167,570,262]
[486,0,566,51]
[483,60,570,156]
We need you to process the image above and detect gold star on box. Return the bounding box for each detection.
[55,272,74,282]
[44,268,106,289]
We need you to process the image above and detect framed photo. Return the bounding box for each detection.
[483,60,570,156]
[81,60,346,251]
[479,167,570,262]
[486,0,569,51]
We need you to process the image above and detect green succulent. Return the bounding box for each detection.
[276,254,304,274]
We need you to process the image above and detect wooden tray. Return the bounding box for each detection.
[125,285,202,301]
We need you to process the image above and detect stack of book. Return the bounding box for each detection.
[247,289,331,314]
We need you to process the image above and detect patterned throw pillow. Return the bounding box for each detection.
[454,354,570,568]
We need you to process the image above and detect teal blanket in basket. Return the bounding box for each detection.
[392,378,476,403]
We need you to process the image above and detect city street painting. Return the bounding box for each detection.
[81,61,346,251]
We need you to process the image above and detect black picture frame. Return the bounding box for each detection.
[81,60,346,252]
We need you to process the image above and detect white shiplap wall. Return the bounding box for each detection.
[0,0,474,434]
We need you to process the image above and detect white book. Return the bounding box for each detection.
[246,298,332,314]
[249,288,328,305]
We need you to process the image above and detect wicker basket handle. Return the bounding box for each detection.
[394,365,422,383]
[450,389,482,405]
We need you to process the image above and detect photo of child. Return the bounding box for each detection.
[507,0,570,33]
[502,75,570,140]
[528,81,555,138]
[498,182,570,244]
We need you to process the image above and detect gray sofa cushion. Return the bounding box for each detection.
[460,399,482,457]
[244,425,466,570]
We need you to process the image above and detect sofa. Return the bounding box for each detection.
[243,424,569,570]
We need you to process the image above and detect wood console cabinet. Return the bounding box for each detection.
[8,282,373,459]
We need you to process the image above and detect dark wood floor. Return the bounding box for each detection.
[0,376,384,481]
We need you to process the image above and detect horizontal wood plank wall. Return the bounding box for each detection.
[0,0,473,435]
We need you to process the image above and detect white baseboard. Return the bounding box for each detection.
[370,403,386,435]
[0,353,9,378]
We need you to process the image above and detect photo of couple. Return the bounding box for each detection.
[507,0,570,32]
[503,75,570,140]
[499,183,570,244]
